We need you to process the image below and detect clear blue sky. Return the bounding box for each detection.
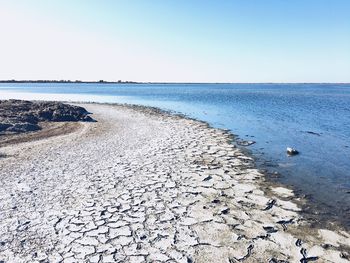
[0,0,349,82]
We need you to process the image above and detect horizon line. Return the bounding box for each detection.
[0,80,349,85]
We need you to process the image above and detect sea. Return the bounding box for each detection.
[1,83,349,227]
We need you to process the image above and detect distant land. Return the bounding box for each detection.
[0,80,349,84]
[0,79,138,84]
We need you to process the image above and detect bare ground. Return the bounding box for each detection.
[0,103,349,263]
[0,122,82,148]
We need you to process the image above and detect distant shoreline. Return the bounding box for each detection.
[0,80,138,84]
[0,80,349,85]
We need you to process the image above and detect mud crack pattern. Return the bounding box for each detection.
[0,104,349,263]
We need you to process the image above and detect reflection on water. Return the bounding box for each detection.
[1,83,350,227]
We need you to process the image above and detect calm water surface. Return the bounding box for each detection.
[1,83,349,226]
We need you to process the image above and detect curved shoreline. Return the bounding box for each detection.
[0,102,349,262]
[0,99,348,231]
[85,102,350,232]
[1,100,343,231]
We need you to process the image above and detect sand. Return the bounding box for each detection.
[0,103,349,263]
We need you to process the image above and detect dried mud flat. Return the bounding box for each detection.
[0,103,349,263]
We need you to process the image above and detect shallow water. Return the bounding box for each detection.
[1,83,350,226]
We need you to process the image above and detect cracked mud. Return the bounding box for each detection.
[0,104,349,263]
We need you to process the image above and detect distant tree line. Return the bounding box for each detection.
[0,79,138,84]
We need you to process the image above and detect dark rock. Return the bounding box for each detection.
[287,147,299,156]
[0,123,11,132]
[263,226,278,233]
[0,100,94,135]
[220,208,230,215]
[38,110,53,120]
[6,123,40,133]
[237,139,256,146]
[203,175,212,181]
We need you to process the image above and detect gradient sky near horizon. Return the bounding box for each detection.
[0,0,349,82]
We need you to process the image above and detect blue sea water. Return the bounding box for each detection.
[1,83,349,226]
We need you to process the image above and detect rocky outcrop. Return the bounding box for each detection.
[0,100,94,134]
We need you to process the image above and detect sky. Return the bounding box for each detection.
[0,0,349,83]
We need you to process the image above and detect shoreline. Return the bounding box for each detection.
[0,102,349,262]
[85,102,350,232]
[1,81,350,85]
[1,100,349,231]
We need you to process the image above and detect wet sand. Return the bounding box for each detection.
[0,103,349,262]
[0,122,82,148]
